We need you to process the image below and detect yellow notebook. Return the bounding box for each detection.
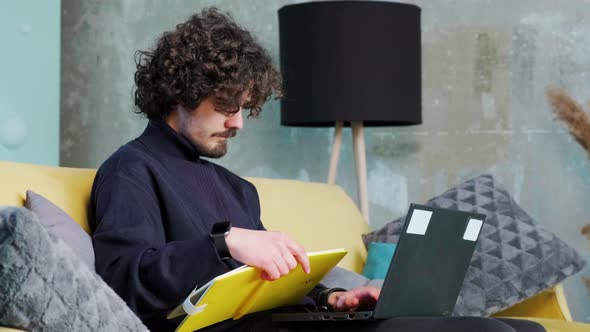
[167,249,347,332]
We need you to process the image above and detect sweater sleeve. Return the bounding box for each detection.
[244,180,266,231]
[91,172,230,319]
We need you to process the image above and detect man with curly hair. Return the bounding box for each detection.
[90,8,546,332]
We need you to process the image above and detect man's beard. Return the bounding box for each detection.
[192,129,237,159]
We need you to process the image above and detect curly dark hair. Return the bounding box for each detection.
[133,7,282,120]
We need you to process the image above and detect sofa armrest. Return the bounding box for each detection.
[492,284,572,321]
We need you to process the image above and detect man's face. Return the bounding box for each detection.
[166,97,244,158]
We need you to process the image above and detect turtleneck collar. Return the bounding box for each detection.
[137,119,202,162]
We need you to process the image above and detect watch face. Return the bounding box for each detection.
[211,221,231,235]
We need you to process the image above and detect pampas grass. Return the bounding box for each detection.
[547,87,590,155]
[547,87,590,290]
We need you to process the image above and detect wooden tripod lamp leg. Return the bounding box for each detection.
[327,121,343,185]
[352,121,370,224]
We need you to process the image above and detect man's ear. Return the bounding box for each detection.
[170,103,183,113]
[165,104,183,131]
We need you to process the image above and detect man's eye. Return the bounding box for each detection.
[225,108,242,117]
[215,108,234,115]
[220,111,236,118]
[215,105,242,117]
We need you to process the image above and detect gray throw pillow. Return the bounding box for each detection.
[321,267,384,290]
[0,207,148,332]
[25,190,95,270]
[362,174,586,317]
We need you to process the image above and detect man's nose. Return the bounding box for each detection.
[225,108,244,129]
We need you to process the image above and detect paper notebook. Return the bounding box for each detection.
[168,249,347,332]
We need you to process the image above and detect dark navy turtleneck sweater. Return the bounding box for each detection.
[90,120,322,331]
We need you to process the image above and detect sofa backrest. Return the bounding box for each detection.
[247,177,369,272]
[0,161,369,272]
[0,161,96,233]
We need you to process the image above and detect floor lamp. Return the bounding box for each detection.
[278,1,422,225]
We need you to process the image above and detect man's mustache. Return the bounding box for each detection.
[213,129,238,138]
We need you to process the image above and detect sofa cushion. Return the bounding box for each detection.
[362,174,586,317]
[25,190,95,270]
[0,207,147,331]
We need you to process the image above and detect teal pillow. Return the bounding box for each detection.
[362,242,396,279]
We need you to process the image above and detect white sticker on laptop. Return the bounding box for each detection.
[406,209,432,235]
[463,219,483,241]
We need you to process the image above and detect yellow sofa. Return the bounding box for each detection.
[0,161,589,332]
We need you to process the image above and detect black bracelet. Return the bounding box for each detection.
[317,287,347,311]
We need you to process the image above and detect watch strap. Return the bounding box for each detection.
[317,287,347,311]
[210,222,232,261]
[212,234,231,260]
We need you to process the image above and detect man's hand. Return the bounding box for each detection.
[327,286,380,311]
[225,227,311,280]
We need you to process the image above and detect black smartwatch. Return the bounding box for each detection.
[210,221,232,261]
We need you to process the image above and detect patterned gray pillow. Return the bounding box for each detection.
[0,207,148,332]
[362,174,586,317]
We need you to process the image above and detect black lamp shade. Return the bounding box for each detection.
[278,1,422,127]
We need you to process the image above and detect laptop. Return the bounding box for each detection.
[272,203,486,322]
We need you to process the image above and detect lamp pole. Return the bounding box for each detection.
[352,121,369,224]
[327,121,370,224]
[327,121,343,185]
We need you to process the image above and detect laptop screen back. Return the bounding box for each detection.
[373,204,485,319]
